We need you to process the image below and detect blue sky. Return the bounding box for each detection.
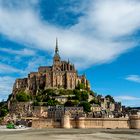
[0,0,140,107]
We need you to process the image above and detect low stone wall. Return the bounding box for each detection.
[31,115,140,129]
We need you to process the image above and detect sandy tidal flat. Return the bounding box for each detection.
[0,128,140,140]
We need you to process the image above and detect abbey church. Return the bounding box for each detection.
[13,40,90,95]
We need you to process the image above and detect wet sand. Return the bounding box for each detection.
[0,128,140,140]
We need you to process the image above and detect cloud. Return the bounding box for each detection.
[0,48,36,56]
[22,56,52,75]
[0,63,22,74]
[85,0,140,38]
[115,95,140,101]
[0,76,15,101]
[0,0,140,70]
[115,95,140,107]
[125,75,140,83]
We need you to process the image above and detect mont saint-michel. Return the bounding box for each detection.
[11,39,90,96]
[0,40,140,131]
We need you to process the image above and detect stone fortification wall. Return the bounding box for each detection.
[32,119,61,128]
[82,118,130,129]
[68,118,130,129]
[64,114,132,129]
[31,115,140,129]
[129,115,140,129]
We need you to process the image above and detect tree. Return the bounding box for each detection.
[79,101,91,112]
[64,100,79,107]
[0,108,8,117]
[90,90,97,97]
[33,100,40,106]
[73,89,81,100]
[47,99,60,106]
[16,92,30,102]
[45,89,57,96]
[97,95,102,101]
[81,91,88,101]
[36,95,42,102]
[76,81,85,90]
[105,95,115,103]
[64,100,74,107]
[90,98,100,105]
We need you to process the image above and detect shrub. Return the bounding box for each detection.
[90,98,100,105]
[16,91,30,102]
[79,101,91,112]
[64,100,79,107]
[47,99,60,106]
[81,91,88,101]
[0,108,8,117]
[33,100,40,106]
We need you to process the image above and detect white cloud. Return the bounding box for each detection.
[125,75,140,83]
[115,95,140,107]
[0,48,36,56]
[0,0,140,69]
[85,0,140,38]
[0,63,22,74]
[115,95,140,101]
[22,56,52,75]
[0,76,15,101]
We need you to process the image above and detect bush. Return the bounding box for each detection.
[79,101,91,112]
[16,92,30,102]
[73,89,81,100]
[33,100,40,106]
[76,81,85,90]
[105,95,115,103]
[47,99,60,106]
[90,90,96,96]
[0,108,8,117]
[64,100,79,107]
[90,98,100,105]
[81,91,88,101]
[45,89,56,96]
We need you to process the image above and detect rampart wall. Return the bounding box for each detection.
[31,115,140,129]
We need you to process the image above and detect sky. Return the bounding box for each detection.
[0,0,140,107]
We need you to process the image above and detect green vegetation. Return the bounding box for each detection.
[79,101,91,112]
[6,123,15,129]
[90,98,100,105]
[0,101,9,120]
[0,108,8,117]
[33,100,40,106]
[64,100,79,107]
[76,81,85,90]
[47,99,60,106]
[105,95,115,103]
[89,90,96,97]
[16,91,30,102]
[7,86,116,114]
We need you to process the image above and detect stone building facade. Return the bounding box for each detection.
[12,40,90,96]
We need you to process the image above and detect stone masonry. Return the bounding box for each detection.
[11,39,90,97]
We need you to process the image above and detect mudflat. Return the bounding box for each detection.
[0,128,140,140]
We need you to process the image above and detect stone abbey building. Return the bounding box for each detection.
[13,40,90,95]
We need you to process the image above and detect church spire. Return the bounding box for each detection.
[53,38,61,64]
[55,38,59,54]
